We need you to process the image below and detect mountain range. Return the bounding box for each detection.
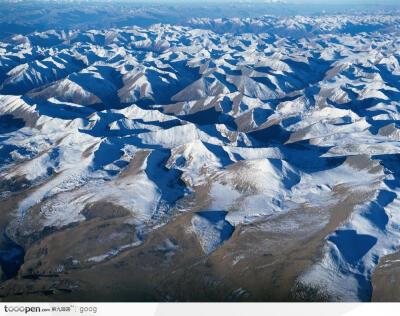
[0,11,400,302]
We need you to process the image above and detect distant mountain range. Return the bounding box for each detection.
[1,1,399,40]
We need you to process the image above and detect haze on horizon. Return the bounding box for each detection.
[2,0,400,3]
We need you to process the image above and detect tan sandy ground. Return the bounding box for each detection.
[371,250,400,302]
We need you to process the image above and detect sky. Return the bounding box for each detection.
[124,0,396,3]
[59,0,394,2]
[3,0,400,2]
[3,0,400,7]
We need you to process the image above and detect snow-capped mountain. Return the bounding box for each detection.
[0,12,400,302]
